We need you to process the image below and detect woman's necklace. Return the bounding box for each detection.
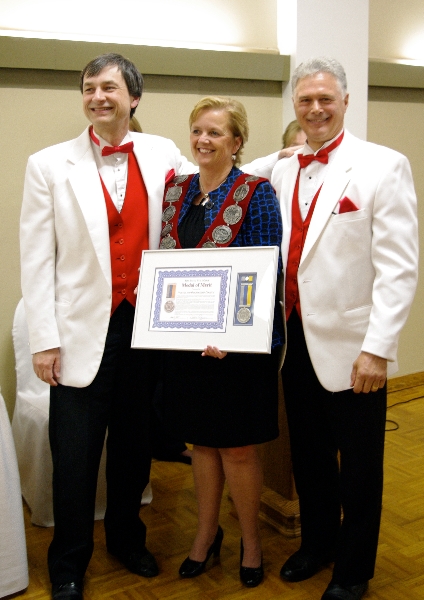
[199,174,229,207]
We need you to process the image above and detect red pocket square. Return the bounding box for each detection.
[339,197,359,213]
[165,169,175,186]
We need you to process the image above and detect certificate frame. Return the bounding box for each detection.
[131,246,279,353]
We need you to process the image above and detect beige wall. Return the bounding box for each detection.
[368,87,424,377]
[369,0,424,60]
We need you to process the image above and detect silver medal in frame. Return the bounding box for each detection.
[237,307,252,324]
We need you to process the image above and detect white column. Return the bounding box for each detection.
[278,0,369,140]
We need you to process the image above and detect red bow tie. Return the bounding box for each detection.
[102,142,134,156]
[89,127,134,156]
[297,131,345,169]
[298,151,328,168]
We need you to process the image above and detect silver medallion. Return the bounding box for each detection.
[165,186,182,202]
[223,204,242,225]
[164,300,175,312]
[173,175,189,184]
[237,307,252,323]
[233,184,250,202]
[245,175,259,182]
[160,236,177,249]
[161,223,173,237]
[162,205,176,222]
[212,225,232,244]
[202,240,216,248]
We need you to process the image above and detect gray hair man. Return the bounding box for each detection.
[271,56,418,600]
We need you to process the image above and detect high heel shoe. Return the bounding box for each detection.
[239,539,264,587]
[179,525,224,578]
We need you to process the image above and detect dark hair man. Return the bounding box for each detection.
[20,52,196,600]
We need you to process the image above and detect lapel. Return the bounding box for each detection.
[68,128,111,285]
[300,131,355,266]
[131,134,167,252]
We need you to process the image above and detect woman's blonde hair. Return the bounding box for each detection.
[282,120,303,149]
[129,116,142,132]
[189,96,249,166]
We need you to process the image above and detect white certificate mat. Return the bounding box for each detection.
[132,246,279,353]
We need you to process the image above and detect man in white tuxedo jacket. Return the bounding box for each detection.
[272,58,418,600]
[20,53,202,600]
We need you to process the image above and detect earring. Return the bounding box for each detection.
[232,154,237,161]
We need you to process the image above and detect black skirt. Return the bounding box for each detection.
[159,348,280,448]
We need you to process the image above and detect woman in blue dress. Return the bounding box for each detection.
[159,96,284,587]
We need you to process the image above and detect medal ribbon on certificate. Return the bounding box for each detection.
[234,273,257,325]
[160,173,267,250]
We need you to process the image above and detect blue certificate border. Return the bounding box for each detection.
[151,268,230,330]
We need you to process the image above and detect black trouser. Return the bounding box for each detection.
[48,300,155,585]
[282,310,386,586]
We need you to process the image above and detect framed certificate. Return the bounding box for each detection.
[131,246,279,353]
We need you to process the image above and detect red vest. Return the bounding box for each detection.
[285,131,344,320]
[285,174,321,321]
[101,152,149,314]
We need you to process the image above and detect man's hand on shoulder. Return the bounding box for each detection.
[278,145,303,160]
[350,351,387,394]
[32,348,61,386]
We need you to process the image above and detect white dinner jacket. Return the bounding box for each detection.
[271,130,418,392]
[20,128,196,387]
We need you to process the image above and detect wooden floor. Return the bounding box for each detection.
[16,373,424,600]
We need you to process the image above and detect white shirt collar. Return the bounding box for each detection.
[303,128,344,156]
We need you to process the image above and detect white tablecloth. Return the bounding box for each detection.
[0,389,28,597]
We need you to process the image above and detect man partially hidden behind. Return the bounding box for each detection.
[20,53,196,600]
[271,57,418,600]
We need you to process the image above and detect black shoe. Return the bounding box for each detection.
[109,547,159,578]
[321,580,369,599]
[52,582,83,600]
[239,539,264,588]
[179,525,223,578]
[280,549,333,582]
